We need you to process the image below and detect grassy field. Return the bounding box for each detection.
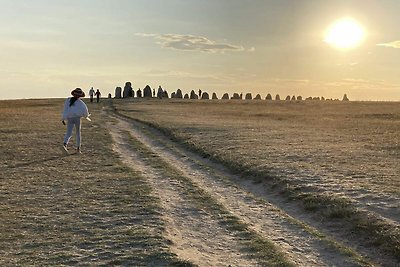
[1,98,399,265]
[0,99,191,266]
[114,98,400,261]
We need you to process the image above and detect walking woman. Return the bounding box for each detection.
[61,88,90,154]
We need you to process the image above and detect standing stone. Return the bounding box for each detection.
[175,89,183,98]
[184,93,189,99]
[137,88,142,98]
[123,82,133,98]
[190,90,198,99]
[291,95,296,101]
[163,90,169,98]
[157,86,164,99]
[297,96,302,101]
[222,93,229,99]
[254,94,261,100]
[232,93,241,99]
[143,85,152,97]
[266,93,272,100]
[342,94,349,101]
[275,94,281,101]
[285,95,291,101]
[245,93,252,100]
[115,87,122,98]
[212,92,218,99]
[171,92,176,98]
[201,92,209,99]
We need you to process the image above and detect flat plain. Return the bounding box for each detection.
[1,98,399,266]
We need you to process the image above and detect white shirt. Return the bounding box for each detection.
[62,97,89,120]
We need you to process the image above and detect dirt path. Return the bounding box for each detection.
[108,120,260,266]
[106,111,374,267]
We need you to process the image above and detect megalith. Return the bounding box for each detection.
[175,89,183,99]
[137,88,142,98]
[115,87,122,98]
[123,82,133,98]
[143,85,152,97]
[163,90,169,98]
[190,90,198,99]
[157,86,164,99]
[232,93,241,99]
[201,92,210,99]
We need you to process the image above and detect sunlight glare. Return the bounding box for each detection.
[324,17,366,50]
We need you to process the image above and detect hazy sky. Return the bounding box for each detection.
[1,0,400,100]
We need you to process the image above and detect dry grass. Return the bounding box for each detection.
[2,98,399,264]
[114,98,400,261]
[0,99,192,266]
[124,132,295,267]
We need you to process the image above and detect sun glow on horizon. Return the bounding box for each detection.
[324,17,366,50]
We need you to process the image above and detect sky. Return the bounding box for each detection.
[1,0,400,100]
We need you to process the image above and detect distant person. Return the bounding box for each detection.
[198,89,202,99]
[95,89,101,102]
[89,87,95,102]
[61,88,90,154]
[153,88,155,97]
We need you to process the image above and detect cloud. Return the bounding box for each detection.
[136,33,245,53]
[376,40,400,48]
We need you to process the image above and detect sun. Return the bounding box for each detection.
[324,17,366,50]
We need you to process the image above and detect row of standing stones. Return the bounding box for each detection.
[113,82,350,101]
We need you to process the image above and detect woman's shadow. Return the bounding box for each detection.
[7,153,75,169]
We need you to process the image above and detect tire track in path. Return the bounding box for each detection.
[107,120,260,266]
[109,112,373,267]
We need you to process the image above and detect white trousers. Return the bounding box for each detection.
[64,117,82,147]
